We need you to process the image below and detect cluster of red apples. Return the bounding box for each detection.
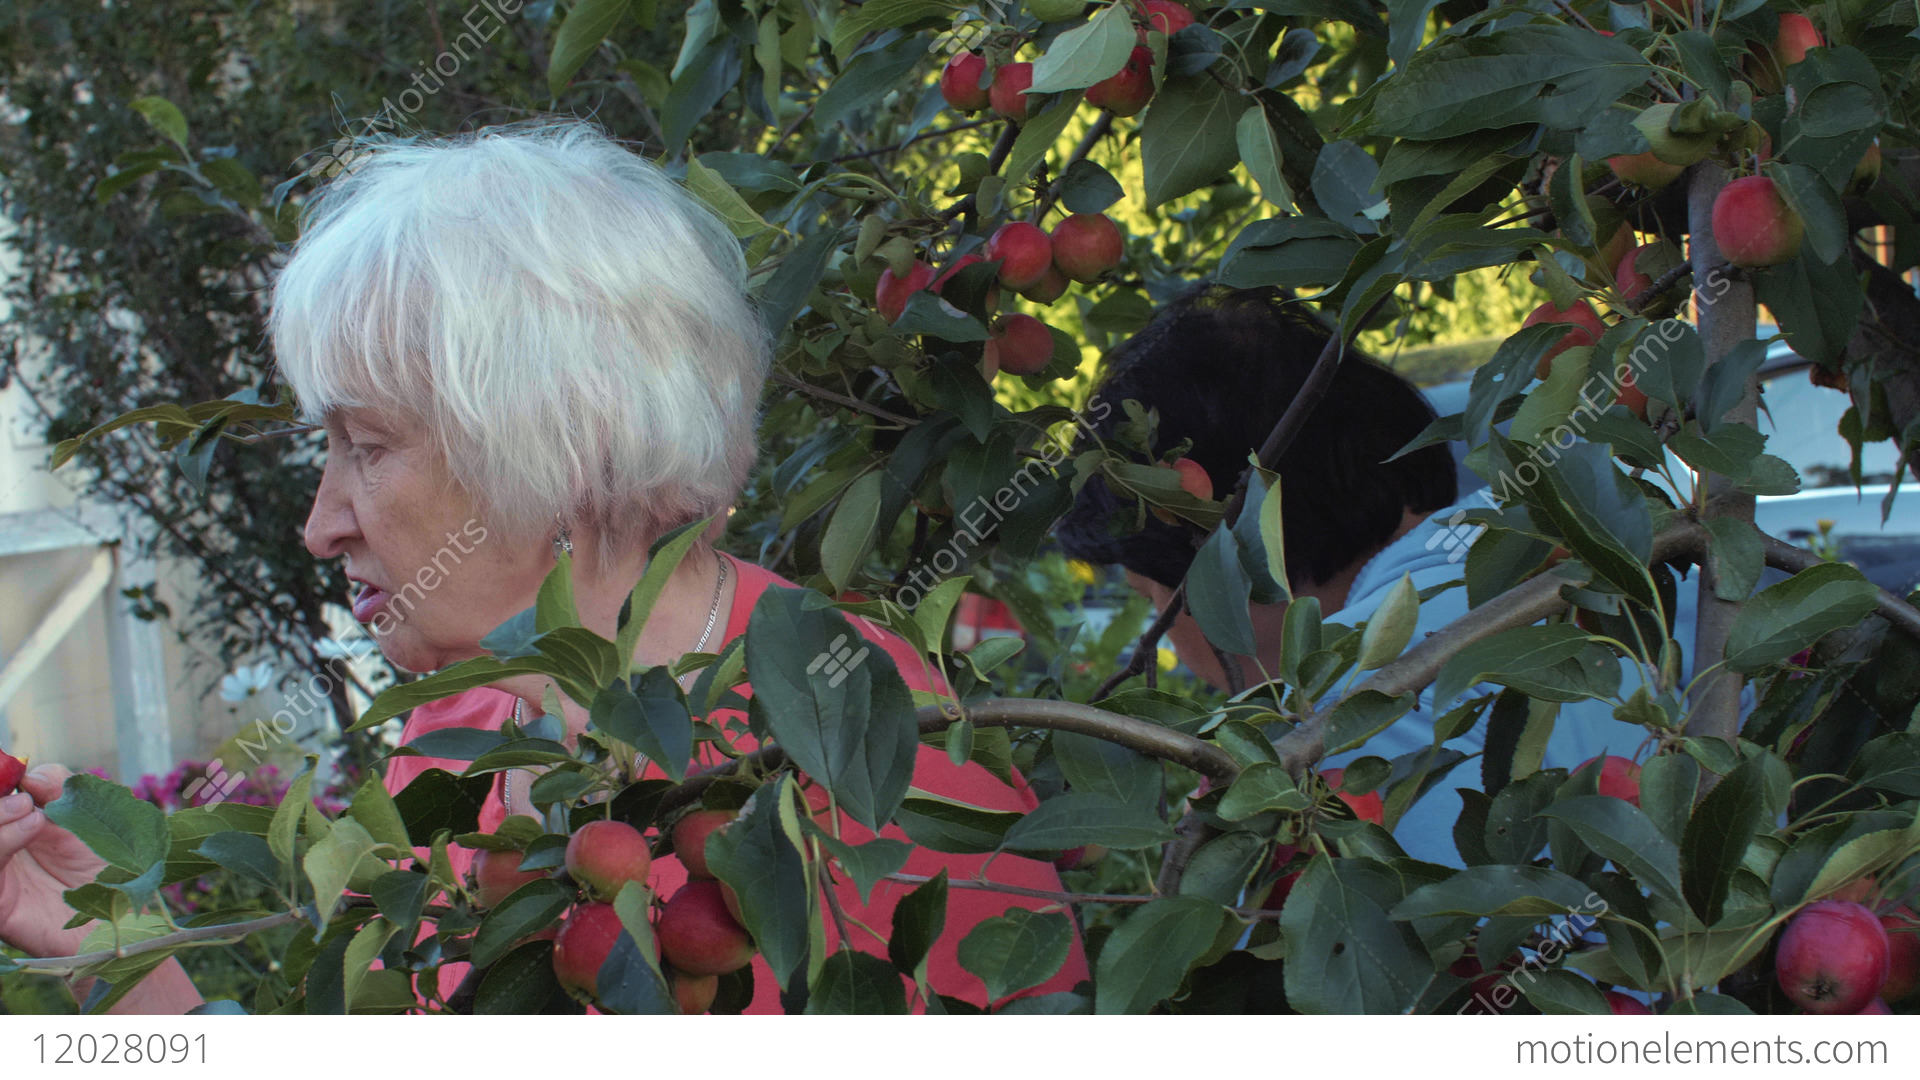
[467,808,745,1013]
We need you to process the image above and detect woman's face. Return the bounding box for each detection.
[304,407,549,673]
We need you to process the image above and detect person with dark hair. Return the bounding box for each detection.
[1058,285,1663,865]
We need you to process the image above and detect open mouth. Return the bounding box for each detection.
[350,581,391,623]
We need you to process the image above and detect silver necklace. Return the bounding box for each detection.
[503,556,730,816]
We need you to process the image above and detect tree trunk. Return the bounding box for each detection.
[1686,162,1759,749]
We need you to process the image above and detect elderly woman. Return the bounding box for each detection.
[0,123,1085,1013]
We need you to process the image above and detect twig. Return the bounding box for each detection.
[829,119,995,164]
[1625,259,1695,314]
[882,871,1284,921]
[770,370,919,427]
[941,124,1019,225]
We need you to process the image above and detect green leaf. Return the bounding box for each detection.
[805,826,912,906]
[895,793,1023,853]
[1281,857,1434,1013]
[614,517,707,675]
[129,96,189,149]
[1052,729,1162,807]
[549,0,630,96]
[1005,96,1082,184]
[1094,896,1226,1014]
[1001,793,1175,853]
[303,817,380,923]
[1393,864,1604,919]
[820,469,884,593]
[1217,216,1363,291]
[1322,690,1416,755]
[1703,517,1765,602]
[346,775,412,851]
[471,878,574,968]
[268,763,316,868]
[1536,796,1683,904]
[806,949,910,1013]
[1058,159,1125,214]
[193,831,282,892]
[1216,761,1312,820]
[1433,624,1599,706]
[888,870,949,976]
[813,37,924,129]
[1186,524,1258,657]
[1178,830,1269,906]
[1522,969,1613,1015]
[476,940,567,1014]
[1767,161,1848,266]
[1754,246,1864,369]
[591,668,695,782]
[45,775,170,881]
[706,777,811,991]
[1369,25,1653,139]
[1236,106,1293,209]
[1724,563,1880,673]
[1140,73,1239,207]
[744,587,920,831]
[1355,574,1417,670]
[1028,1,1134,92]
[391,769,493,847]
[1679,754,1770,926]
[957,909,1074,1002]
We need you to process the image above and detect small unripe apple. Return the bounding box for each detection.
[989,62,1035,122]
[1850,140,1882,196]
[658,880,756,976]
[1322,767,1384,825]
[1712,175,1804,268]
[1749,13,1823,95]
[671,809,736,880]
[0,747,27,797]
[1633,103,1718,167]
[552,901,625,998]
[1605,990,1653,1015]
[875,259,935,324]
[565,819,653,903]
[469,848,547,910]
[1607,150,1685,191]
[1577,755,1642,806]
[1086,46,1155,117]
[1049,213,1125,282]
[1776,901,1890,1014]
[1521,299,1604,378]
[1879,909,1919,1003]
[986,313,1056,376]
[1019,264,1070,304]
[672,972,720,1014]
[940,51,992,113]
[986,221,1053,291]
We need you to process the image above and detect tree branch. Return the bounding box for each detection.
[828,118,995,163]
[769,370,920,427]
[1760,533,1920,642]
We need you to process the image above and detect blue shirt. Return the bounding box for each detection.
[1321,495,1702,866]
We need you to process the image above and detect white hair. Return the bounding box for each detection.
[271,121,769,555]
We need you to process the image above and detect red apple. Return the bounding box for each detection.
[0,747,27,798]
[1879,909,1919,1003]
[671,809,736,881]
[1750,13,1823,95]
[1142,0,1195,35]
[940,51,991,114]
[469,847,547,910]
[565,819,653,903]
[673,972,720,1014]
[658,880,756,976]
[1052,843,1108,870]
[1521,299,1605,378]
[1776,901,1891,1014]
[1712,176,1804,268]
[1050,213,1125,283]
[986,221,1053,291]
[1322,767,1385,825]
[1262,843,1304,910]
[1020,265,1069,304]
[1855,997,1892,1014]
[875,259,935,324]
[989,62,1034,122]
[1615,243,1659,297]
[985,313,1055,377]
[1577,755,1642,806]
[552,901,625,998]
[1086,46,1155,117]
[1605,990,1653,1014]
[1608,151,1685,191]
[1616,380,1649,420]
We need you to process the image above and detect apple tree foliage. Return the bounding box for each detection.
[13,0,1920,1015]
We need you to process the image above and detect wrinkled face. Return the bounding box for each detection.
[304,407,549,673]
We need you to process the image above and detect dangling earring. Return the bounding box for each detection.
[552,522,574,559]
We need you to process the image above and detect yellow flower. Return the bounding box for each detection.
[1816,518,1835,533]
[1157,647,1179,673]
[1066,559,1100,587]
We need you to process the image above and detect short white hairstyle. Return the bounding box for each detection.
[271,121,769,554]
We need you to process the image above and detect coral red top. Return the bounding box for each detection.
[383,553,1089,1013]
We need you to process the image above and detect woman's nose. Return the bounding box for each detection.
[304,459,356,560]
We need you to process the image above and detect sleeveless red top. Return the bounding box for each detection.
[383,553,1089,1012]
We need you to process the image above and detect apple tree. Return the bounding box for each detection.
[13,0,1920,1015]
